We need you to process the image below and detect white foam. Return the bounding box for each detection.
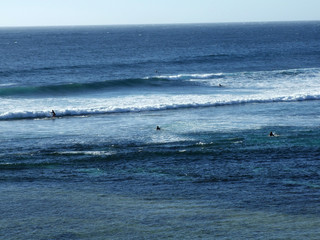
[154,72,224,80]
[0,83,17,87]
[57,151,115,156]
[1,91,320,120]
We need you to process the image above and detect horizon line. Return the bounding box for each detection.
[0,20,319,29]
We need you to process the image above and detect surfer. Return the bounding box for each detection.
[269,131,275,137]
[156,126,161,130]
[51,110,56,118]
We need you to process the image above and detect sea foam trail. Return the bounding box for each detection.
[1,93,320,121]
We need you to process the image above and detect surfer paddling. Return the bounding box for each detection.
[51,110,56,118]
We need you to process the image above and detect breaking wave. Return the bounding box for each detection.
[1,93,320,121]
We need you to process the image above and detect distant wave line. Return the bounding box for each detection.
[0,53,235,78]
[0,51,280,78]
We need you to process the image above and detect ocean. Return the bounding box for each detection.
[1,21,320,239]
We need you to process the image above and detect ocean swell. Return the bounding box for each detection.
[0,77,173,97]
[1,67,319,97]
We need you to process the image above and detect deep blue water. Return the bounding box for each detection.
[1,22,320,239]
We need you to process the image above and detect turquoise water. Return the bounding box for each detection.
[1,101,320,239]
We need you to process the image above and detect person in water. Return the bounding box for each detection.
[269,131,275,137]
[156,126,161,130]
[51,110,56,117]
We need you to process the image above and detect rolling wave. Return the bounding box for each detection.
[0,77,174,97]
[0,72,228,97]
[1,67,318,97]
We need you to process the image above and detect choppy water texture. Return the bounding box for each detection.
[1,22,320,239]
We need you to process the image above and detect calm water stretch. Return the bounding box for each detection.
[1,22,320,239]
